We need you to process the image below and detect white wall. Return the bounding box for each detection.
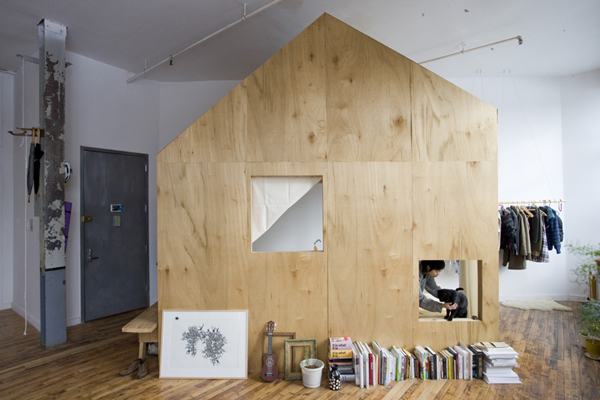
[11,52,160,328]
[449,75,568,301]
[561,68,600,300]
[12,60,41,328]
[1,72,15,311]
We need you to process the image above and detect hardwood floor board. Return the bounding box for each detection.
[431,381,451,400]
[380,380,413,399]
[414,380,446,399]
[1,304,598,399]
[397,379,429,399]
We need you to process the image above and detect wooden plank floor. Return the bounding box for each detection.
[0,302,598,399]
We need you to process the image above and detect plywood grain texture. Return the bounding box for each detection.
[412,161,498,260]
[246,15,327,162]
[246,163,328,373]
[327,162,413,348]
[248,252,327,376]
[411,63,498,162]
[158,84,247,163]
[412,161,499,348]
[157,162,248,312]
[157,13,499,373]
[325,14,412,162]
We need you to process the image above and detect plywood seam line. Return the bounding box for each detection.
[419,36,523,64]
[126,0,284,84]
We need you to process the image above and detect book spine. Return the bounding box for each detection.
[329,349,353,358]
[469,345,484,379]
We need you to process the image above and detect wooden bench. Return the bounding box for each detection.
[122,303,158,360]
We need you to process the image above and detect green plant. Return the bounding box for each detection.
[566,242,600,288]
[578,299,600,341]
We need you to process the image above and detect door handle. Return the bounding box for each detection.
[87,248,99,262]
[81,215,93,223]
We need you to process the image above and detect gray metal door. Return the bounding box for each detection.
[81,147,149,321]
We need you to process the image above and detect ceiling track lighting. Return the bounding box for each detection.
[126,0,283,83]
[419,35,523,64]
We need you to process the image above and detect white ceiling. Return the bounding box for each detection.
[1,0,599,82]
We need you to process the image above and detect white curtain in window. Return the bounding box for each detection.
[252,177,321,243]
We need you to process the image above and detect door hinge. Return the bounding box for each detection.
[145,244,148,252]
[145,164,147,172]
[145,204,147,212]
[146,284,148,294]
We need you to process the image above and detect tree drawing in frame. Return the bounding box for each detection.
[182,325,227,366]
[161,310,248,379]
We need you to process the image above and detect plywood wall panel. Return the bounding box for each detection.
[156,14,501,370]
[248,252,328,373]
[157,162,248,312]
[327,162,413,349]
[246,15,327,163]
[411,63,498,162]
[412,161,499,349]
[246,162,328,373]
[412,161,498,261]
[325,15,412,162]
[158,84,247,163]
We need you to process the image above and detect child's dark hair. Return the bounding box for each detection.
[420,260,446,273]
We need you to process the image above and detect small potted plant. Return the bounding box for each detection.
[578,299,600,359]
[566,242,600,298]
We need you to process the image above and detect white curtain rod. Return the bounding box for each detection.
[126,0,283,84]
[498,199,566,205]
[419,35,523,65]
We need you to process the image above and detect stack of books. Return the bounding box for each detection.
[470,342,521,384]
[328,337,355,382]
[413,342,475,380]
[352,342,417,388]
[352,341,375,388]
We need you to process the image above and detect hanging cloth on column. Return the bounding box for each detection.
[33,128,44,201]
[26,130,35,202]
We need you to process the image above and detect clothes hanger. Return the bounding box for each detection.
[519,205,534,218]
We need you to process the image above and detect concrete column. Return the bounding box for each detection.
[38,19,67,348]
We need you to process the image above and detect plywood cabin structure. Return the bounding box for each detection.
[157,13,498,374]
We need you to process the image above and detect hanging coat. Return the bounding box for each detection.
[27,139,35,202]
[33,129,44,200]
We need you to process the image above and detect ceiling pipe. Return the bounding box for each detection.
[419,35,523,64]
[126,0,283,83]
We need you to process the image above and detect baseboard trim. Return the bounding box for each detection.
[11,302,41,331]
[499,294,569,302]
[568,294,587,302]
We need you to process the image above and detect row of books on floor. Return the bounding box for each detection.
[327,337,520,387]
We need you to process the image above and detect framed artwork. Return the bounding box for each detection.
[160,310,248,379]
[284,338,317,380]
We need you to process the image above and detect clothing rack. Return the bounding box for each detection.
[498,199,566,205]
[7,127,44,137]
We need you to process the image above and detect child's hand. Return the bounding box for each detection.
[442,303,458,310]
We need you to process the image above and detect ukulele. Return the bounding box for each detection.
[260,321,279,382]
